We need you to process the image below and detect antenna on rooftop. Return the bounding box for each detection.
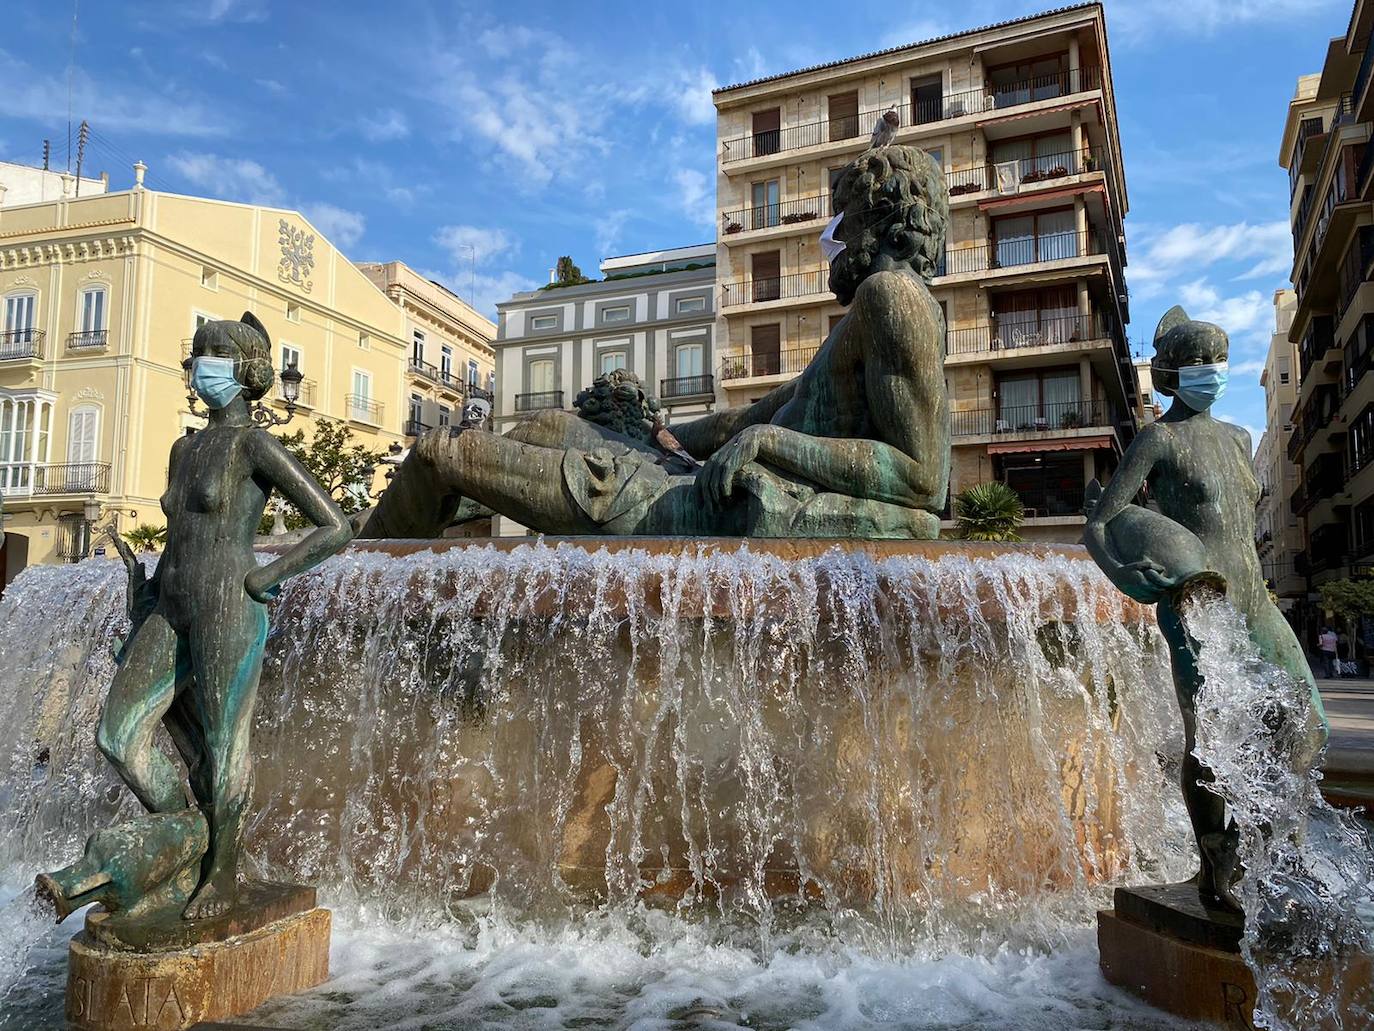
[75,121,88,196]
[67,0,80,172]
[42,140,50,171]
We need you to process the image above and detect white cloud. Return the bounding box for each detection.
[301,203,365,249]
[165,151,285,205]
[664,67,718,126]
[594,210,631,258]
[201,0,269,23]
[1178,280,1271,339]
[673,168,715,228]
[426,266,540,320]
[357,108,410,142]
[434,224,516,267]
[255,78,286,95]
[1109,0,1346,40]
[1129,220,1291,299]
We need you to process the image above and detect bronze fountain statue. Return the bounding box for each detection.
[1085,305,1329,912]
[37,312,352,932]
[358,145,951,541]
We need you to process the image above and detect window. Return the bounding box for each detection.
[67,405,100,466]
[438,405,451,428]
[286,302,301,323]
[441,345,453,379]
[674,341,704,378]
[201,266,218,289]
[752,107,781,157]
[602,305,631,324]
[999,453,1085,516]
[530,314,557,331]
[910,73,942,124]
[828,90,859,142]
[989,52,1070,108]
[412,329,425,365]
[750,324,781,376]
[409,393,424,426]
[1279,357,1291,384]
[528,358,556,393]
[358,332,370,350]
[467,359,479,387]
[4,293,36,342]
[993,210,1078,267]
[79,287,107,333]
[751,251,781,302]
[991,133,1075,183]
[599,350,628,375]
[751,179,780,230]
[0,396,52,491]
[992,287,1080,348]
[351,370,373,421]
[996,367,1083,430]
[828,166,845,192]
[194,312,212,331]
[280,343,301,373]
[676,296,706,315]
[829,313,845,334]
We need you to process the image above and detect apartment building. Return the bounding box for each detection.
[710,2,1136,541]
[0,164,411,580]
[492,245,716,431]
[1279,1,1374,631]
[1256,289,1305,608]
[358,261,496,438]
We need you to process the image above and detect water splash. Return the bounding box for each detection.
[1187,597,1374,1029]
[0,541,1197,1024]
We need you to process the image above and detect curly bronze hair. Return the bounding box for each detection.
[830,146,949,300]
[573,368,661,442]
[192,310,275,402]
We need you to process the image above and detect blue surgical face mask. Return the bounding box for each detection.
[1171,361,1228,411]
[191,356,243,409]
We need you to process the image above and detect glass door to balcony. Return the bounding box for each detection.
[751,179,780,230]
[1001,454,1085,516]
[993,287,1078,349]
[4,294,35,343]
[752,251,781,303]
[993,210,1078,268]
[751,107,780,157]
[990,132,1074,185]
[989,53,1069,108]
[827,90,859,142]
[910,74,942,124]
[996,368,1082,431]
[750,324,781,377]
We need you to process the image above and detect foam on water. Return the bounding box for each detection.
[1188,597,1374,1030]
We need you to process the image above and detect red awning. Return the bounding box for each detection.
[979,182,1105,211]
[986,435,1113,455]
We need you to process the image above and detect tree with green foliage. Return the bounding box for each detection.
[1318,578,1374,629]
[554,255,591,286]
[258,418,385,533]
[121,523,168,552]
[953,482,1026,542]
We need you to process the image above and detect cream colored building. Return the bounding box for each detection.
[357,261,495,438]
[1256,289,1305,605]
[0,166,411,580]
[710,2,1136,541]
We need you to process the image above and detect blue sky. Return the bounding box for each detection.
[0,0,1352,440]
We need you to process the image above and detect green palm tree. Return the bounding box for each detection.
[121,523,168,553]
[953,482,1026,542]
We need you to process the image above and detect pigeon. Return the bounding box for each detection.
[870,109,899,148]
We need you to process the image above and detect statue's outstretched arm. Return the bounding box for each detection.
[243,429,352,601]
[670,380,798,458]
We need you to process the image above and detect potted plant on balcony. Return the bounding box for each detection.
[949,181,982,196]
[781,211,817,224]
[724,221,744,235]
[720,357,746,379]
[1060,407,1085,429]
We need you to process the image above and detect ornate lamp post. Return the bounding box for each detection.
[183,358,303,427]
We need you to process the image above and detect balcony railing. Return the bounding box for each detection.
[66,329,108,352]
[721,192,831,234]
[515,390,564,412]
[943,229,1107,276]
[346,394,384,423]
[720,268,828,307]
[33,462,110,494]
[722,66,1103,162]
[0,329,44,360]
[1356,44,1374,112]
[1012,483,1087,519]
[276,375,317,407]
[410,357,470,394]
[660,374,714,399]
[403,418,431,437]
[947,312,1113,356]
[721,346,818,381]
[952,398,1112,437]
[947,145,1106,197]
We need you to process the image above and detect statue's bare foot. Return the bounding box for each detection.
[183,873,236,920]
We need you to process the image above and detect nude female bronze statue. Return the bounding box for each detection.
[359,145,950,541]
[44,312,352,923]
[1085,306,1328,912]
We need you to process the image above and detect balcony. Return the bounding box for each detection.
[275,376,317,408]
[660,374,714,400]
[721,66,1103,165]
[942,229,1109,278]
[947,312,1114,358]
[1012,483,1086,520]
[947,145,1107,198]
[719,268,828,309]
[66,329,108,352]
[720,346,818,382]
[721,193,831,236]
[346,394,384,425]
[514,391,564,412]
[0,329,44,361]
[34,462,111,495]
[952,398,1113,438]
[409,358,467,395]
[403,418,431,438]
[1291,117,1327,196]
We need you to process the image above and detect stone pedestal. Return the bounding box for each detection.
[1098,883,1256,1030]
[64,883,329,1031]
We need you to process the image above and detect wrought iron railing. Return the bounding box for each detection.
[33,462,110,494]
[346,394,384,423]
[515,391,564,412]
[276,375,317,407]
[946,145,1106,197]
[951,398,1112,437]
[943,229,1107,276]
[946,312,1113,356]
[0,329,44,360]
[660,374,714,398]
[720,346,818,381]
[721,192,831,234]
[721,66,1103,161]
[410,357,467,393]
[403,418,431,437]
[66,329,108,351]
[720,268,827,306]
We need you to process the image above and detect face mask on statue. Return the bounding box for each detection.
[191,356,244,409]
[1172,361,1228,411]
[819,213,846,262]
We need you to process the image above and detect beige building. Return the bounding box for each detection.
[1256,289,1305,606]
[1278,1,1374,634]
[358,261,496,438]
[709,2,1136,541]
[0,163,413,579]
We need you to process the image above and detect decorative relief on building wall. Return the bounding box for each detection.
[73,386,105,401]
[83,269,110,281]
[8,274,36,286]
[277,219,315,294]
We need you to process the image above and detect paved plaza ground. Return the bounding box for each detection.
[1316,677,1374,807]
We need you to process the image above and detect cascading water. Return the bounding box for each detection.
[1,541,1208,1028]
[1187,597,1374,1030]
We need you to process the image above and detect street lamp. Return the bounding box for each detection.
[182,357,303,427]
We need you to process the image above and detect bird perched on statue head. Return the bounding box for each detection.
[870,108,899,148]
